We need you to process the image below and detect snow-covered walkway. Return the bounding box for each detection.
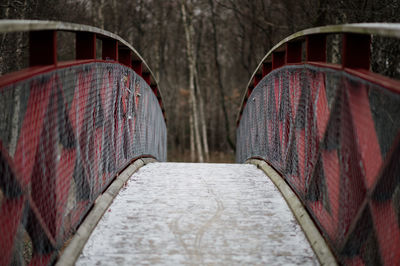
[77,163,318,265]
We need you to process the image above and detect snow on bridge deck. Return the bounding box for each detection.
[77,163,318,265]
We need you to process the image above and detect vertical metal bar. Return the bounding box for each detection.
[272,51,285,69]
[247,85,254,98]
[306,34,326,62]
[262,62,272,77]
[118,49,132,67]
[102,39,118,61]
[29,30,57,66]
[254,74,262,87]
[286,41,302,64]
[143,72,151,85]
[150,85,158,96]
[151,84,164,116]
[342,33,371,70]
[132,60,143,76]
[76,32,96,60]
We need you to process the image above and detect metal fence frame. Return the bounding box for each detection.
[0,20,167,265]
[236,23,400,265]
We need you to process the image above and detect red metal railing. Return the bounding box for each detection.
[0,20,165,118]
[0,20,166,265]
[237,23,400,265]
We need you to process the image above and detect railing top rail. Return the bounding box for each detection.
[0,19,126,39]
[249,23,400,86]
[237,23,400,124]
[1,20,154,79]
[0,19,161,93]
[0,19,166,121]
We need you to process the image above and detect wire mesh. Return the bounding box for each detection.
[237,64,400,265]
[0,62,167,265]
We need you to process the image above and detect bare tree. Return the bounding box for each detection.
[181,0,204,162]
[208,0,235,151]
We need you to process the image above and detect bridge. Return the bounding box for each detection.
[0,20,399,265]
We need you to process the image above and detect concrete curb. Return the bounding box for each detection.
[56,158,150,266]
[141,157,158,165]
[246,159,337,266]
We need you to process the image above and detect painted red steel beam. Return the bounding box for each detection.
[76,32,96,60]
[1,45,167,266]
[119,49,132,68]
[0,20,168,266]
[102,39,118,61]
[254,73,262,87]
[306,34,326,62]
[143,72,151,85]
[132,60,143,77]
[342,33,371,70]
[236,22,400,265]
[0,20,166,123]
[0,58,168,266]
[237,23,400,127]
[286,41,302,64]
[151,84,158,96]
[272,51,286,70]
[247,85,254,99]
[262,62,272,78]
[29,30,57,66]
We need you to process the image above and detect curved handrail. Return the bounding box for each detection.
[0,19,165,120]
[237,23,400,125]
[0,20,155,84]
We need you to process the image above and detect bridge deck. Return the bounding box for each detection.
[76,163,318,265]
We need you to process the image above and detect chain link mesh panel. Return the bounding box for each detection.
[0,62,167,265]
[237,64,400,265]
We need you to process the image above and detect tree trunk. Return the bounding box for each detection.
[208,0,236,151]
[190,112,195,162]
[193,17,209,162]
[181,1,204,162]
[112,0,118,33]
[93,0,105,29]
[195,71,209,161]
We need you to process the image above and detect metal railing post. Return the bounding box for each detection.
[254,73,262,87]
[76,32,96,60]
[143,72,151,85]
[132,60,143,76]
[286,41,302,64]
[118,48,132,67]
[342,33,371,70]
[247,84,254,98]
[272,51,285,69]
[102,39,118,61]
[306,34,326,62]
[262,62,272,77]
[29,30,57,66]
